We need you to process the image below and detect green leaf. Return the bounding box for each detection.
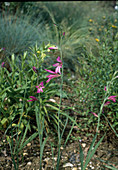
[40,136,48,163]
[104,165,118,170]
[79,143,84,170]
[46,103,59,111]
[43,106,50,122]
[84,133,105,169]
[18,132,38,152]
[20,122,30,148]
[0,87,11,96]
[1,118,8,125]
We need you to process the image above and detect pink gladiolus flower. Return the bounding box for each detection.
[104,101,111,106]
[36,81,45,93]
[108,96,117,102]
[45,69,60,83]
[33,66,37,73]
[91,112,98,117]
[1,62,5,67]
[48,46,58,50]
[27,96,38,102]
[53,56,62,74]
[63,32,65,36]
[104,86,107,91]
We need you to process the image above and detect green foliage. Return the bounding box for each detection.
[0,43,62,134]
[71,13,118,132]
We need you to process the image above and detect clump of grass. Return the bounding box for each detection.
[0,10,48,60]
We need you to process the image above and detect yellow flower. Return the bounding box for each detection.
[103,16,106,19]
[114,19,117,23]
[95,38,99,42]
[37,50,41,54]
[112,25,117,28]
[89,19,93,22]
[99,28,102,31]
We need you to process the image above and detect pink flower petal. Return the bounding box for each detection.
[104,86,107,91]
[45,69,56,74]
[36,81,45,93]
[63,32,65,36]
[108,96,117,102]
[57,56,62,63]
[48,46,58,50]
[53,63,59,67]
[27,96,38,102]
[55,66,61,74]
[91,112,98,117]
[46,78,51,83]
[33,66,37,73]
[1,62,5,67]
[40,81,44,86]
[104,101,111,106]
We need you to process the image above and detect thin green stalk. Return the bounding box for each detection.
[35,93,48,170]
[96,98,107,132]
[56,34,64,170]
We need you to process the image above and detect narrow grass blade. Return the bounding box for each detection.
[63,121,75,148]
[97,157,118,170]
[103,114,118,137]
[84,133,105,169]
[60,116,68,139]
[104,165,118,170]
[40,136,48,164]
[50,142,55,169]
[18,132,38,152]
[79,143,84,170]
[20,122,30,148]
[84,132,97,162]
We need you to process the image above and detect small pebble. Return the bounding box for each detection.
[27,143,31,147]
[27,162,32,165]
[72,168,78,170]
[60,146,64,150]
[23,152,28,156]
[53,157,57,161]
[44,157,50,163]
[82,143,86,147]
[63,162,73,168]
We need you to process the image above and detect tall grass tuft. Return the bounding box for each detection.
[0,10,47,60]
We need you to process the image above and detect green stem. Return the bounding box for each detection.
[56,35,64,170]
